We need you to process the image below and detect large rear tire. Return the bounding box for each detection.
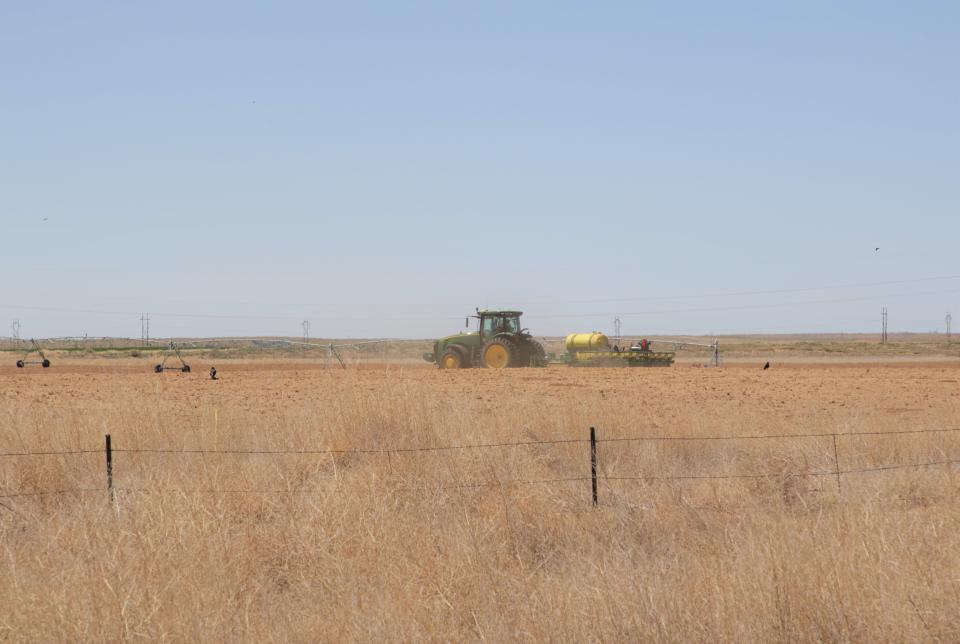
[525,339,547,367]
[439,347,468,369]
[482,337,518,369]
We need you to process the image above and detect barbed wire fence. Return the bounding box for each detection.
[1,426,958,508]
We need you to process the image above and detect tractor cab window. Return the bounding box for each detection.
[481,316,497,337]
[481,314,521,337]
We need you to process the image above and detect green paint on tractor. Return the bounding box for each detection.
[423,310,548,369]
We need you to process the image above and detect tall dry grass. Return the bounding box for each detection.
[0,365,958,641]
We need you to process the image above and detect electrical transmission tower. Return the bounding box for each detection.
[11,320,21,341]
[881,307,888,344]
[140,313,150,346]
[302,320,311,342]
[947,313,952,343]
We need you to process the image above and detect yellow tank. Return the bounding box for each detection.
[565,332,610,352]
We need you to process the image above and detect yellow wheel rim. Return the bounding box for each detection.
[484,344,510,368]
[441,354,460,369]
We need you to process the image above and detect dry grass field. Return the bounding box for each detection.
[1,357,959,641]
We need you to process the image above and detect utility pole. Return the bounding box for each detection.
[881,307,888,344]
[140,313,150,346]
[11,320,20,341]
[302,320,311,343]
[947,313,952,343]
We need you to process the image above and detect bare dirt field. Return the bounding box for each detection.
[1,358,959,640]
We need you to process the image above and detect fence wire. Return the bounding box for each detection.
[1,426,958,502]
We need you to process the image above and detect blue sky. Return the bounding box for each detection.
[2,2,958,338]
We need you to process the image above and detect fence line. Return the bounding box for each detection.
[597,426,960,444]
[1,426,958,504]
[0,449,100,457]
[110,437,587,456]
[4,425,957,460]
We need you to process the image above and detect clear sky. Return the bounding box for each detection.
[2,2,958,339]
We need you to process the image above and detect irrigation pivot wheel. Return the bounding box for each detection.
[16,360,24,368]
[482,337,518,369]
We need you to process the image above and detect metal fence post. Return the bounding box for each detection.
[832,434,842,496]
[105,434,114,501]
[590,427,598,507]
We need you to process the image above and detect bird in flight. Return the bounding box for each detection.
[875,247,880,251]
[42,217,48,221]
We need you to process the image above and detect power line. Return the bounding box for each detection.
[532,287,960,320]
[20,286,957,325]
[510,274,960,307]
[3,274,960,324]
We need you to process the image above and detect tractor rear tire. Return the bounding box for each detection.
[16,360,24,368]
[525,340,547,367]
[439,347,468,369]
[482,337,518,369]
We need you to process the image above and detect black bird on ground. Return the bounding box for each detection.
[763,361,770,370]
[210,367,218,380]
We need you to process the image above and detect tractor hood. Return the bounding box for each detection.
[439,332,479,343]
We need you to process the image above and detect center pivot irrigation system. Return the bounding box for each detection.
[15,339,51,368]
[154,341,191,373]
[145,337,391,372]
[251,338,390,369]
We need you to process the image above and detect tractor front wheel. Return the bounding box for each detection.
[482,337,518,369]
[439,347,467,369]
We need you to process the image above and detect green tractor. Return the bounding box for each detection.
[424,310,548,369]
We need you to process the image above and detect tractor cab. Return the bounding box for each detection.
[477,310,522,339]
